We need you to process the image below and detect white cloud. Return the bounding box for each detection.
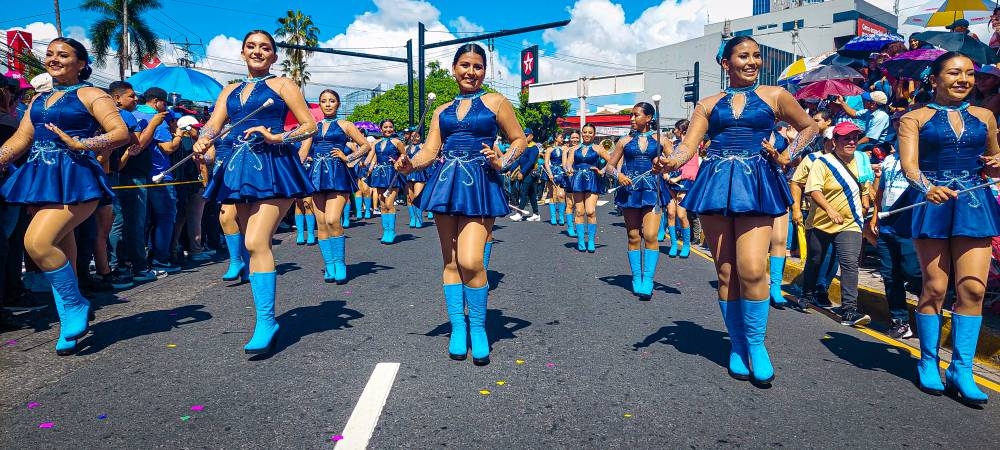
[449,16,485,34]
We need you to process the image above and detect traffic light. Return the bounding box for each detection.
[683,61,700,104]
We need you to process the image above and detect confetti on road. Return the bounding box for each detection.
[344,291,352,295]
[97,414,107,420]
[190,405,204,411]
[38,422,54,429]
[330,435,344,441]
[180,416,191,421]
[546,362,555,368]
[27,402,40,409]
[515,359,525,365]
[5,339,16,346]
[479,390,491,395]
[624,413,633,418]
[168,312,178,316]
[822,335,832,340]
[496,380,506,386]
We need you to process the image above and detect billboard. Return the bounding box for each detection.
[857,18,886,36]
[520,45,538,88]
[6,30,32,73]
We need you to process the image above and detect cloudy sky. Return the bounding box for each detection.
[1,0,956,110]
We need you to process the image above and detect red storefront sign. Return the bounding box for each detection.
[857,18,886,36]
[6,30,32,73]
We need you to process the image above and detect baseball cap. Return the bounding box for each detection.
[832,121,862,137]
[30,73,53,93]
[177,115,200,129]
[946,19,970,29]
[523,127,533,136]
[868,91,888,105]
[143,87,168,101]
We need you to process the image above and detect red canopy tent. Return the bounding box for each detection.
[556,114,632,128]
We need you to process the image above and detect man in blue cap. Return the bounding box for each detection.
[506,128,541,222]
[946,19,980,41]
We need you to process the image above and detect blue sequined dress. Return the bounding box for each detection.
[367,138,404,189]
[405,144,430,183]
[2,88,114,205]
[547,147,567,187]
[680,89,792,216]
[889,106,1000,239]
[309,119,357,194]
[567,145,603,194]
[204,80,314,203]
[615,133,668,208]
[416,95,509,217]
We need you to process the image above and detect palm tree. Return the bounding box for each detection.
[81,0,162,80]
[274,10,319,89]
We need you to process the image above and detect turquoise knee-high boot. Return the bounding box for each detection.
[354,195,363,219]
[294,214,306,245]
[667,226,679,257]
[679,227,691,258]
[426,210,434,220]
[556,203,566,225]
[342,203,351,228]
[464,284,490,365]
[548,203,557,225]
[741,298,774,384]
[657,215,667,241]
[407,205,417,228]
[244,271,279,354]
[567,214,576,237]
[945,313,989,405]
[483,241,494,270]
[769,256,787,306]
[586,224,597,253]
[627,250,642,295]
[48,269,80,356]
[719,300,751,380]
[914,312,944,395]
[317,238,337,283]
[330,236,347,283]
[222,233,247,282]
[363,197,372,219]
[414,207,424,228]
[575,224,586,251]
[444,284,467,360]
[380,213,397,244]
[44,263,90,342]
[639,249,659,298]
[305,214,317,245]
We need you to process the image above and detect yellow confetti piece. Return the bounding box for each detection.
[623,413,633,418]
[479,390,491,395]
[166,344,177,348]
[822,335,832,340]
[495,380,506,386]
[515,359,525,365]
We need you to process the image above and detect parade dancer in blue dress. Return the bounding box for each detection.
[0,38,130,355]
[657,37,819,385]
[404,129,430,228]
[194,30,317,355]
[661,119,696,258]
[563,131,580,237]
[367,120,405,244]
[309,89,371,284]
[603,104,671,299]
[887,52,1000,406]
[397,44,527,366]
[565,123,610,253]
[543,133,568,226]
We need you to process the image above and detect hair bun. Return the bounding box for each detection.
[79,64,93,81]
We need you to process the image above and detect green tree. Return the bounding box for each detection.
[81,0,162,81]
[274,9,319,89]
[517,90,570,142]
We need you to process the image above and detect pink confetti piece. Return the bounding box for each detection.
[330,435,344,441]
[546,362,555,368]
[27,402,40,409]
[38,422,54,429]
[5,339,16,346]
[344,291,352,295]
[190,405,204,411]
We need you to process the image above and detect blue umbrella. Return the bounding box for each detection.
[838,33,904,58]
[126,66,224,103]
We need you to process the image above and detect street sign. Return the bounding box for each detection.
[521,45,538,88]
[6,30,32,73]
[527,72,644,128]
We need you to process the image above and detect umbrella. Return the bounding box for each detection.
[125,65,224,103]
[3,70,31,89]
[777,52,834,85]
[354,121,379,134]
[793,79,865,101]
[911,30,999,64]
[798,65,864,84]
[903,0,994,28]
[838,33,904,58]
[882,48,947,79]
[820,53,867,69]
[284,103,323,131]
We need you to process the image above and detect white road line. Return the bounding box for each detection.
[335,362,401,450]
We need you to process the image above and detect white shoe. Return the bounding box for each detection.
[527,214,541,222]
[509,213,523,221]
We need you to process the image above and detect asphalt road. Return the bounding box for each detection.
[2,204,998,449]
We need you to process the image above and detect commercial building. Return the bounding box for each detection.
[639,0,897,124]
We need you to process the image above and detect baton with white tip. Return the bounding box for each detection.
[152,98,275,183]
[876,178,1000,219]
[650,94,665,214]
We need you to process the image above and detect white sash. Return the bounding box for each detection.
[817,153,863,227]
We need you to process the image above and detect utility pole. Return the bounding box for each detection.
[122,0,130,79]
[53,0,62,37]
[169,39,203,68]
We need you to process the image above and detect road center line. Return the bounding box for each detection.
[335,362,401,449]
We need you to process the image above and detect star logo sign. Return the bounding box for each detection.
[522,52,534,75]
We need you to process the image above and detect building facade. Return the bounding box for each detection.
[640,0,897,124]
